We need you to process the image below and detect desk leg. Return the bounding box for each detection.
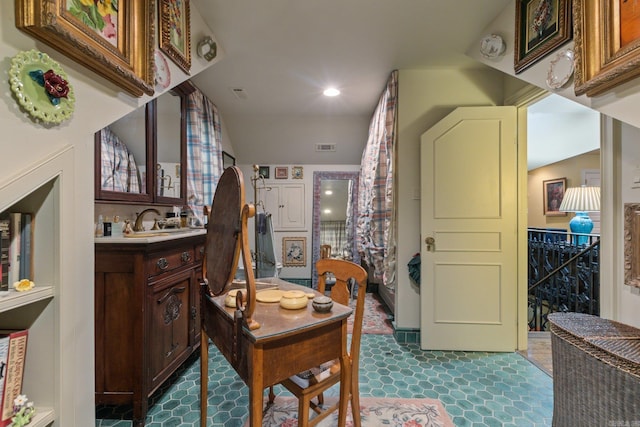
[248,346,264,427]
[200,330,209,427]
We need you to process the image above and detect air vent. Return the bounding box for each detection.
[230,87,248,100]
[315,143,336,152]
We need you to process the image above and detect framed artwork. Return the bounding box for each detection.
[258,166,270,179]
[15,0,155,97]
[275,167,288,179]
[574,0,640,97]
[222,152,235,169]
[159,0,191,74]
[624,203,640,288]
[514,0,572,74]
[543,177,567,216]
[283,237,306,267]
[292,166,304,179]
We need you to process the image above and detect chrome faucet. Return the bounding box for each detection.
[133,208,161,232]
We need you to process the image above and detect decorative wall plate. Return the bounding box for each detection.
[197,37,217,62]
[9,50,75,124]
[154,49,171,90]
[480,34,506,59]
[546,49,575,90]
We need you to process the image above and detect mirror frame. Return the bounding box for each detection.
[311,171,360,288]
[94,102,154,204]
[95,81,194,205]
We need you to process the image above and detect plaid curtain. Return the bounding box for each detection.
[357,70,398,287]
[185,89,223,223]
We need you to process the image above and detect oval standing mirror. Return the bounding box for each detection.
[311,171,360,288]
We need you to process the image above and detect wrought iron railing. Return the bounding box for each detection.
[528,228,600,331]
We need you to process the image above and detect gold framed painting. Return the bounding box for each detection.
[624,203,640,288]
[573,0,640,97]
[159,0,191,74]
[543,177,567,216]
[15,0,155,97]
[514,0,572,74]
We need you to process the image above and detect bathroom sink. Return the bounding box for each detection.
[124,231,171,238]
[123,228,204,238]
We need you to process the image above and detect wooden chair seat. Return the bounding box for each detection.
[267,258,368,427]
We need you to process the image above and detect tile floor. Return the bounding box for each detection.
[96,333,554,426]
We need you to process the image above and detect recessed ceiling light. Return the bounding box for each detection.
[323,88,340,97]
[323,209,332,214]
[324,190,333,195]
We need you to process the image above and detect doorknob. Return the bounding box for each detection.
[425,236,435,251]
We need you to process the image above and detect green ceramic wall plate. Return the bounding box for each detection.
[9,50,75,125]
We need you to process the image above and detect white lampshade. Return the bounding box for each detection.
[559,186,600,212]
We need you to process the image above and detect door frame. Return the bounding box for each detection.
[508,85,547,350]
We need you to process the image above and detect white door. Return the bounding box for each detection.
[420,106,518,351]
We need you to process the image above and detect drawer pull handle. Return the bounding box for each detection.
[157,258,169,270]
[181,252,192,262]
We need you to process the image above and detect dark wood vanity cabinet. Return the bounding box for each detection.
[94,233,205,426]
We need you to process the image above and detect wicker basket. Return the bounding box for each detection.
[549,313,640,426]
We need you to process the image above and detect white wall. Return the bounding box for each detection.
[0,3,220,424]
[395,68,507,329]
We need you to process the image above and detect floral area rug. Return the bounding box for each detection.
[245,396,455,427]
[347,292,394,335]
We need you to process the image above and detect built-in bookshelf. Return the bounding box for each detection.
[0,146,75,426]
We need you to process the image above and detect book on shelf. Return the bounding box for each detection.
[7,214,20,286]
[0,220,9,291]
[18,213,32,282]
[0,329,28,427]
[289,360,336,388]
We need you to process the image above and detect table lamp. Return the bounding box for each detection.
[558,185,600,245]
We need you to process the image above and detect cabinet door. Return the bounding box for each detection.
[262,183,305,230]
[279,184,305,229]
[148,271,192,390]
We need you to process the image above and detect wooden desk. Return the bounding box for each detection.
[200,278,353,427]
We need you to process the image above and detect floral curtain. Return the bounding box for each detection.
[185,89,223,223]
[357,70,398,288]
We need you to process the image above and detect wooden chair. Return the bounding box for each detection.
[320,244,332,259]
[268,258,368,427]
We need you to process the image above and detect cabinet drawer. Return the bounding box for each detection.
[148,248,195,276]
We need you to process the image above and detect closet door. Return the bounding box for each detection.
[262,184,305,231]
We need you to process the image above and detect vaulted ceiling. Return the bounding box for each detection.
[190,0,599,169]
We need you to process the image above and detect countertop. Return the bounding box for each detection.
[95,227,206,244]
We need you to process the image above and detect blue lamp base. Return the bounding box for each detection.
[569,211,593,245]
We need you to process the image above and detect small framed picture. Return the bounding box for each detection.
[258,166,270,179]
[543,177,567,216]
[283,237,306,267]
[292,166,303,179]
[222,151,235,169]
[275,167,288,179]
